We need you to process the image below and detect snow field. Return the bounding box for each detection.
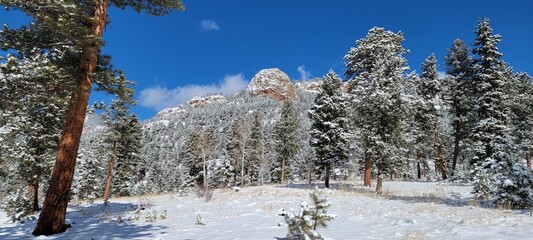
[1,181,532,239]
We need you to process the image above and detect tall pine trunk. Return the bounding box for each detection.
[324,164,331,188]
[28,177,39,214]
[241,141,245,186]
[363,152,371,187]
[435,129,447,180]
[416,149,421,180]
[376,169,383,195]
[33,0,108,236]
[451,124,461,176]
[527,150,531,169]
[281,158,286,184]
[103,141,117,205]
[203,148,208,190]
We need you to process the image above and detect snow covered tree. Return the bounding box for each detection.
[509,73,533,169]
[345,27,409,194]
[468,18,533,208]
[179,126,216,189]
[181,132,204,188]
[104,77,143,197]
[111,113,142,196]
[309,70,348,188]
[285,189,336,240]
[274,100,301,184]
[227,118,250,186]
[1,188,33,223]
[0,51,70,214]
[417,54,447,179]
[247,112,264,185]
[0,0,184,235]
[72,110,111,202]
[444,39,475,176]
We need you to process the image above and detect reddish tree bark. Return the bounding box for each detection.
[33,0,108,236]
[28,177,39,214]
[376,176,383,195]
[363,153,371,187]
[103,141,117,205]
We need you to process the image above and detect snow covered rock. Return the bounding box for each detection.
[154,95,226,118]
[247,68,295,101]
[186,94,226,108]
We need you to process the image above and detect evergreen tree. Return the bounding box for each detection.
[247,112,264,185]
[0,0,184,235]
[273,100,301,184]
[178,126,216,189]
[111,112,142,196]
[108,77,141,196]
[309,70,348,188]
[417,54,447,179]
[0,51,70,214]
[510,73,533,169]
[72,110,109,202]
[227,118,250,186]
[181,132,203,188]
[285,189,336,240]
[444,39,475,176]
[469,19,533,208]
[345,27,409,194]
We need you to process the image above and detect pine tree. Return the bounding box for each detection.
[0,51,70,214]
[309,70,348,188]
[181,132,203,188]
[274,100,301,184]
[72,110,109,202]
[444,39,475,176]
[247,112,264,185]
[285,189,336,240]
[510,73,533,169]
[227,118,250,186]
[111,113,142,196]
[345,27,409,194]
[0,1,186,235]
[176,124,216,190]
[417,54,447,179]
[106,76,141,196]
[469,18,528,206]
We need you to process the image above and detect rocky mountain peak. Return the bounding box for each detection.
[247,68,295,101]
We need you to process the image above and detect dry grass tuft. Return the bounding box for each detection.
[402,230,428,240]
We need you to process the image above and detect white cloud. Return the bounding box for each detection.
[437,71,448,79]
[297,65,311,80]
[139,74,248,111]
[200,20,220,31]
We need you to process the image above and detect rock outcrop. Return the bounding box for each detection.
[186,94,226,108]
[247,68,295,101]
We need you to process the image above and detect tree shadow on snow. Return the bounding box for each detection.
[278,182,369,192]
[382,194,472,207]
[0,202,166,240]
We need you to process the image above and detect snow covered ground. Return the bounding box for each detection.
[1,181,533,240]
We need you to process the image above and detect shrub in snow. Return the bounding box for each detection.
[471,166,491,200]
[493,164,533,209]
[196,214,206,225]
[284,189,336,240]
[1,189,33,223]
[130,208,142,221]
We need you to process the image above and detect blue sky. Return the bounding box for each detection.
[1,0,532,120]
